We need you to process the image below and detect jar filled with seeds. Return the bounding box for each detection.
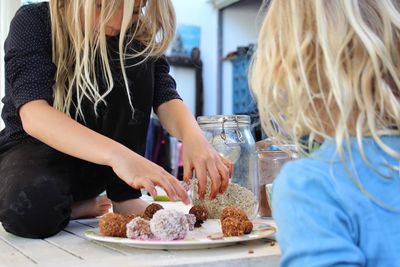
[191,115,258,219]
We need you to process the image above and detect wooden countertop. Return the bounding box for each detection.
[0,201,280,267]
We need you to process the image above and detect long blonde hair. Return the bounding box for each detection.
[49,0,175,119]
[251,0,400,164]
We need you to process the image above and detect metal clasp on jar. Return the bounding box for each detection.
[220,116,244,144]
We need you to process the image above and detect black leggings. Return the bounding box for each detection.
[0,142,141,239]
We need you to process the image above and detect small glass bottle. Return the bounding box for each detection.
[192,115,258,219]
[255,139,298,217]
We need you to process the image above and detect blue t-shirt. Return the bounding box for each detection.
[272,136,400,267]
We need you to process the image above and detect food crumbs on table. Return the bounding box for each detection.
[207,233,224,240]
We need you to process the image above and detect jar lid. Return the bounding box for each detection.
[197,115,250,125]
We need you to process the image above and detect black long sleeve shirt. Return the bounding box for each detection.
[0,2,181,152]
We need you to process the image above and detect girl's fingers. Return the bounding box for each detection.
[139,178,157,197]
[222,157,234,175]
[206,163,221,200]
[168,176,190,205]
[217,162,230,193]
[183,161,193,182]
[220,158,233,192]
[194,164,207,200]
[154,171,179,201]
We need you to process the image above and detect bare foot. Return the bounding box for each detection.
[112,198,149,216]
[71,195,112,219]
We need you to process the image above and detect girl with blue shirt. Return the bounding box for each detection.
[251,1,400,266]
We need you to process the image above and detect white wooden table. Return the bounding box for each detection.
[0,202,280,267]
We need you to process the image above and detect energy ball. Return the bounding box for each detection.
[185,213,196,231]
[194,221,203,228]
[99,213,137,237]
[243,220,253,234]
[189,205,208,227]
[126,217,153,240]
[142,203,164,220]
[150,209,188,240]
[220,206,248,223]
[221,217,245,237]
[220,206,254,236]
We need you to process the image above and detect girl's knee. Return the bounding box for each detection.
[0,182,72,238]
[1,214,69,239]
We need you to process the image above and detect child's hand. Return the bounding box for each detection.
[182,133,233,200]
[109,149,190,205]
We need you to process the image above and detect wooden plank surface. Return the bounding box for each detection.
[45,226,124,259]
[0,237,36,267]
[0,204,280,267]
[0,225,79,266]
[38,255,280,267]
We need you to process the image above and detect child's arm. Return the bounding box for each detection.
[156,99,232,200]
[19,99,189,204]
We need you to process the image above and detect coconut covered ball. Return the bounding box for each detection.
[185,213,196,231]
[126,217,153,240]
[150,209,188,240]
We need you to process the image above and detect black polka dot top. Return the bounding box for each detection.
[0,2,181,152]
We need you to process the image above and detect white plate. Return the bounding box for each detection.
[85,219,275,250]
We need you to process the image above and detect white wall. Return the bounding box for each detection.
[171,0,219,116]
[1,0,260,123]
[221,0,262,115]
[169,67,197,116]
[0,1,22,130]
[171,0,263,116]
[0,0,218,128]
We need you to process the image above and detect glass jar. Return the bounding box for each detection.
[191,115,258,219]
[255,139,298,217]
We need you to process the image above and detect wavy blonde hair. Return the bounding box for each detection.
[49,0,175,119]
[251,0,400,164]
